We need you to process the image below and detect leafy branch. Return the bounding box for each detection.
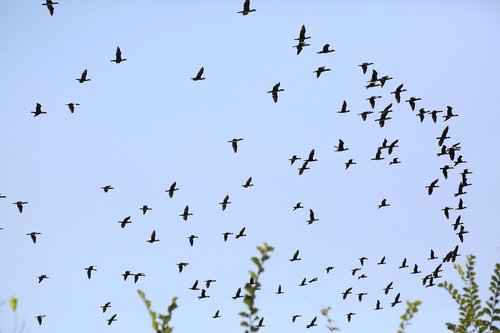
[320,306,340,332]
[138,290,178,333]
[397,300,422,333]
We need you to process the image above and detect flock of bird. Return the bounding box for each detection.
[1,0,473,330]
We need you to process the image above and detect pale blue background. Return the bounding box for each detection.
[1,1,499,332]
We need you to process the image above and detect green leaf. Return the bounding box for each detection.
[9,296,17,312]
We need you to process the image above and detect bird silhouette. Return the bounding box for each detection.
[122,270,132,281]
[359,62,373,74]
[342,287,353,299]
[267,82,284,103]
[426,179,439,195]
[31,103,46,117]
[307,209,319,224]
[442,206,453,219]
[85,265,97,279]
[377,256,387,265]
[76,69,90,83]
[417,108,427,122]
[189,280,200,291]
[65,102,80,114]
[205,279,216,288]
[379,75,393,87]
[346,312,356,322]
[298,277,308,286]
[443,106,458,121]
[390,84,406,103]
[256,317,265,328]
[452,215,463,231]
[359,257,368,266]
[456,198,467,210]
[42,0,57,16]
[27,232,41,244]
[13,201,28,213]
[293,202,304,211]
[367,96,382,109]
[38,275,49,283]
[232,287,243,299]
[440,165,454,179]
[306,316,317,328]
[118,216,132,228]
[295,25,311,43]
[177,262,189,273]
[358,111,373,121]
[294,41,310,55]
[111,47,127,63]
[242,177,254,188]
[166,182,179,198]
[457,225,469,243]
[140,205,152,215]
[314,66,331,78]
[36,314,46,326]
[191,67,205,81]
[228,138,243,153]
[146,230,159,243]
[235,227,247,239]
[212,309,221,318]
[368,69,378,83]
[410,264,421,274]
[219,195,231,211]
[289,155,301,165]
[334,139,348,152]
[374,300,383,310]
[289,250,301,262]
[371,148,385,161]
[399,258,408,269]
[389,157,401,165]
[106,314,117,325]
[325,266,334,273]
[101,185,114,193]
[345,159,356,169]
[188,234,198,247]
[180,205,193,221]
[134,273,145,283]
[351,267,361,276]
[222,232,233,241]
[437,126,450,146]
[357,292,368,301]
[391,293,402,307]
[237,0,256,15]
[317,44,335,54]
[383,281,393,295]
[428,249,438,260]
[305,149,317,162]
[101,302,111,313]
[378,199,390,209]
[405,96,421,111]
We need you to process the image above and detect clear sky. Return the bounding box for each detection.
[1,1,499,332]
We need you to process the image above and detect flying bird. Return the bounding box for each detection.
[399,258,408,269]
[440,165,454,179]
[106,314,117,325]
[405,96,421,111]
[228,138,243,153]
[122,270,132,281]
[27,232,41,244]
[426,179,439,195]
[317,44,334,54]
[442,206,453,219]
[389,157,401,165]
[437,126,450,146]
[166,182,179,198]
[235,227,247,239]
[111,47,127,63]
[313,66,331,78]
[140,205,152,215]
[275,285,284,294]
[379,75,393,87]
[342,287,353,300]
[267,82,284,103]
[374,300,383,310]
[306,209,319,224]
[232,287,243,299]
[38,275,49,283]
[305,149,318,162]
[338,100,350,113]
[42,0,57,16]
[358,62,373,74]
[293,202,304,211]
[359,257,368,266]
[134,273,145,283]
[334,139,348,152]
[346,312,356,322]
[383,281,393,295]
[417,108,427,122]
[345,159,356,169]
[118,216,132,228]
[13,201,28,213]
[198,289,209,299]
[293,41,310,55]
[36,315,46,326]
[358,111,373,121]
[219,195,231,211]
[65,103,80,113]
[443,106,458,121]
[411,264,421,274]
[180,205,193,221]
[212,309,221,318]
[298,277,307,286]
[357,292,368,301]
[101,185,113,193]
[377,256,387,265]
[289,250,301,262]
[85,265,97,279]
[177,262,189,273]
[390,84,407,103]
[428,249,438,260]
[237,0,256,15]
[191,67,205,81]
[326,266,334,273]
[76,69,91,83]
[378,199,390,208]
[188,234,198,247]
[222,232,233,241]
[146,230,159,243]
[295,25,311,43]
[205,279,216,288]
[391,293,402,307]
[306,316,317,328]
[242,177,254,188]
[289,155,301,165]
[189,280,200,291]
[371,148,384,161]
[367,96,382,109]
[101,302,111,313]
[31,103,46,117]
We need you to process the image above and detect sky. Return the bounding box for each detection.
[1,1,500,332]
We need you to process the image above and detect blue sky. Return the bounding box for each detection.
[1,1,499,332]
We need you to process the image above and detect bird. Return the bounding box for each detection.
[440,165,454,179]
[228,138,243,153]
[31,103,46,117]
[358,110,373,121]
[387,140,399,155]
[442,206,453,219]
[0,194,5,199]
[368,69,378,83]
[317,44,335,54]
[140,205,152,215]
[358,62,373,74]
[76,69,90,83]
[346,312,356,322]
[166,182,179,198]
[430,109,443,123]
[205,279,216,288]
[457,225,469,243]
[443,106,458,121]
[411,264,421,274]
[267,82,284,103]
[289,155,301,165]
[325,266,334,273]
[293,41,310,55]
[101,302,111,313]
[374,300,383,310]
[379,75,393,87]
[27,232,41,244]
[188,234,198,247]
[371,148,384,161]
[289,250,301,262]
[390,84,407,103]
[111,46,127,63]
[452,215,463,231]
[101,185,113,192]
[377,256,387,265]
[212,309,221,318]
[428,250,438,260]
[242,177,254,188]
[106,314,117,325]
[391,293,402,307]
[191,67,205,81]
[306,316,317,328]
[13,201,28,213]
[219,195,231,211]
[298,161,309,175]
[232,287,243,299]
[357,292,368,301]
[235,227,247,239]
[437,126,450,146]
[365,81,381,89]
[237,0,255,15]
[334,139,348,152]
[383,281,393,295]
[292,314,302,323]
[275,285,284,294]
[66,102,80,113]
[134,273,145,283]
[85,265,97,279]
[313,66,331,78]
[359,257,368,266]
[389,157,401,165]
[189,280,200,291]
[342,287,353,299]
[338,100,350,113]
[351,267,361,276]
[36,314,46,326]
[38,275,49,283]
[180,205,193,221]
[454,155,467,167]
[42,0,57,16]
[367,95,382,109]
[121,270,132,281]
[417,108,427,122]
[295,25,311,42]
[399,258,408,269]
[298,277,308,286]
[456,198,467,210]
[197,289,209,299]
[305,149,318,162]
[177,262,189,273]
[345,159,356,169]
[405,97,421,111]
[118,216,132,228]
[426,179,439,195]
[454,182,467,197]
[378,199,390,208]
[293,202,304,211]
[146,230,159,243]
[222,232,233,241]
[256,317,265,328]
[306,209,319,224]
